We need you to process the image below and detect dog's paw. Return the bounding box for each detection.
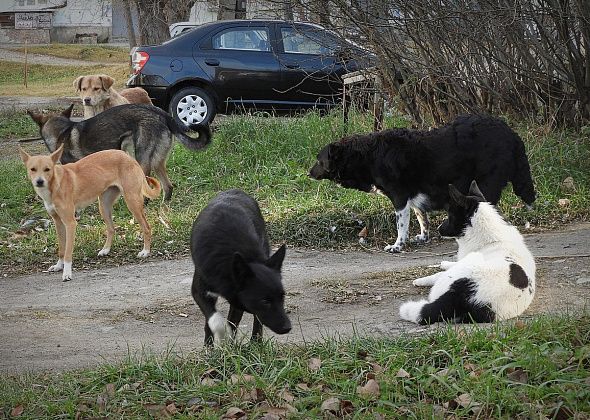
[137,249,150,258]
[440,260,455,270]
[414,233,429,243]
[48,260,64,272]
[384,243,403,253]
[399,300,425,323]
[98,248,110,257]
[62,262,72,282]
[413,276,435,287]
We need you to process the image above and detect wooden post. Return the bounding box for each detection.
[24,39,28,88]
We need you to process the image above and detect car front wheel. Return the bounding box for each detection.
[169,87,216,126]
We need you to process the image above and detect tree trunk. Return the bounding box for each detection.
[123,0,137,48]
[217,0,236,20]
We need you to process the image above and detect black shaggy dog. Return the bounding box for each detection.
[309,114,535,253]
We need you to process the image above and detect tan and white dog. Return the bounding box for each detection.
[19,146,161,282]
[73,74,153,119]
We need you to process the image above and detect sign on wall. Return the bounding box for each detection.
[15,12,52,29]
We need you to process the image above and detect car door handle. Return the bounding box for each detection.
[205,59,220,66]
[285,63,300,69]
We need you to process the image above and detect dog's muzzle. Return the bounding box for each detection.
[35,178,45,187]
[83,97,92,105]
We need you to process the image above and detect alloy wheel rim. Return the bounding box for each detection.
[176,94,208,125]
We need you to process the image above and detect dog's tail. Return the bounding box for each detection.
[165,114,211,151]
[511,139,536,208]
[142,176,161,199]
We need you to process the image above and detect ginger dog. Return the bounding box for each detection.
[19,146,161,282]
[73,74,153,119]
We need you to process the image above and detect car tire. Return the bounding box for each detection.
[169,87,216,126]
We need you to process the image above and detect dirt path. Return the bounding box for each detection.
[1,224,589,373]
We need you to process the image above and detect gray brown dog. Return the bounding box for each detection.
[28,104,211,201]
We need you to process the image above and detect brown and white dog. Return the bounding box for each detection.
[73,74,153,119]
[19,145,161,282]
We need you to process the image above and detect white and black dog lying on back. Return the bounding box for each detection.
[190,189,292,346]
[309,115,535,252]
[399,181,536,324]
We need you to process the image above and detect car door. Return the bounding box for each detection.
[192,23,282,110]
[275,24,360,106]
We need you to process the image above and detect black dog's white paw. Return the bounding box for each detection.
[384,243,403,253]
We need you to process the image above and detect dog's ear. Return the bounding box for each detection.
[27,110,49,127]
[50,144,64,164]
[232,252,253,287]
[18,147,30,164]
[61,104,74,119]
[266,244,286,271]
[448,184,468,207]
[468,180,486,201]
[99,75,115,90]
[73,76,84,92]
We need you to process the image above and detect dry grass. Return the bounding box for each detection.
[6,44,130,63]
[0,61,129,97]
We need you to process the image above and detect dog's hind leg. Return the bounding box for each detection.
[191,273,222,346]
[384,201,410,253]
[154,160,173,201]
[123,189,152,258]
[227,306,244,339]
[97,186,121,256]
[412,207,429,243]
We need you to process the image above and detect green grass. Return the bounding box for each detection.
[1,315,588,418]
[0,110,38,140]
[7,43,130,63]
[0,111,589,275]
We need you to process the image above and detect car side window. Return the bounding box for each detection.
[280,27,335,55]
[212,27,270,51]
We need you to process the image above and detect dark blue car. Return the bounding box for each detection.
[127,19,371,125]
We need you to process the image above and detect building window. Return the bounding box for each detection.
[38,0,47,3]
[27,0,35,5]
[17,0,26,6]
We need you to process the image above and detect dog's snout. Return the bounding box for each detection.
[83,97,91,105]
[35,178,45,187]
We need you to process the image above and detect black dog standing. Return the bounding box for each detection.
[190,189,292,346]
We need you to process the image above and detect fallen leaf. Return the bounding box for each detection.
[514,320,526,329]
[296,383,310,391]
[230,373,255,384]
[436,368,450,377]
[105,383,116,397]
[166,403,178,414]
[308,357,322,372]
[10,404,24,417]
[558,198,570,207]
[144,404,171,418]
[454,393,473,408]
[96,394,108,412]
[357,349,368,359]
[358,226,368,237]
[369,362,384,374]
[278,388,294,402]
[200,377,220,386]
[201,368,220,379]
[259,414,281,420]
[222,406,246,419]
[340,399,355,415]
[551,404,574,420]
[321,397,341,413]
[507,368,528,384]
[561,176,575,192]
[366,372,376,380]
[357,379,380,398]
[396,368,410,378]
